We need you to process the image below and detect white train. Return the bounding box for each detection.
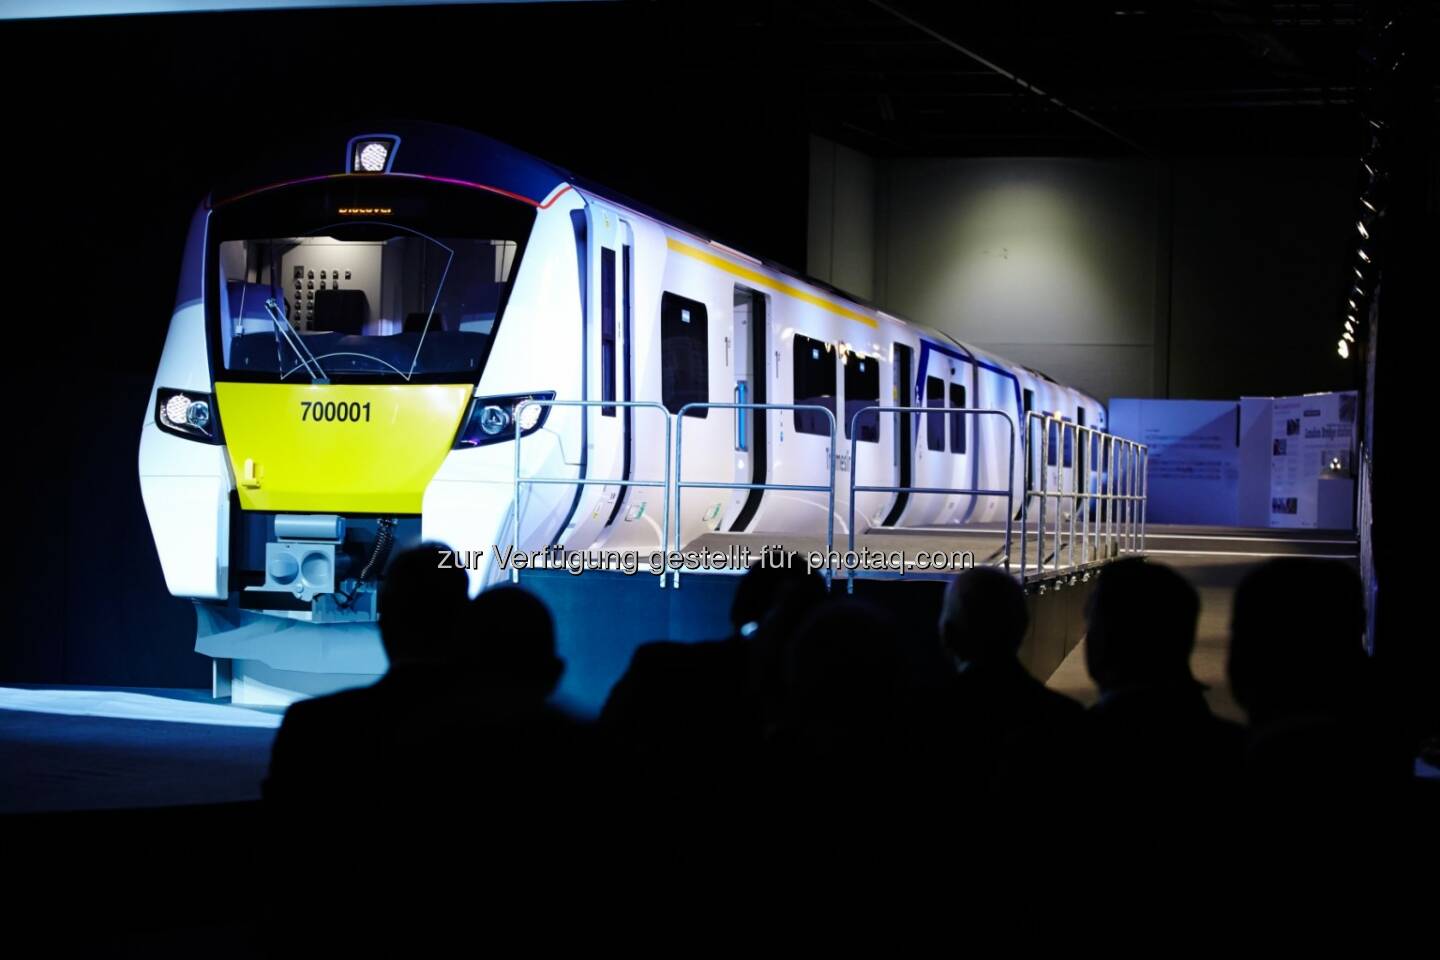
[140,121,1104,642]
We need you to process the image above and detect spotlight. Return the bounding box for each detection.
[1338,340,1350,358]
[349,135,399,174]
[358,142,389,172]
[1357,220,1370,240]
[163,393,191,426]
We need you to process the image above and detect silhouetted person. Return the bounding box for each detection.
[1077,557,1242,800]
[771,598,902,798]
[599,560,825,795]
[1229,558,1408,792]
[923,568,1082,789]
[460,584,565,700]
[263,542,470,810]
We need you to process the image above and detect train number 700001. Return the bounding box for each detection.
[301,401,372,423]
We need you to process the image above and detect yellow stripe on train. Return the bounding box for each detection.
[215,382,473,514]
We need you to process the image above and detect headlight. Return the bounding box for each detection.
[155,388,222,443]
[454,391,555,448]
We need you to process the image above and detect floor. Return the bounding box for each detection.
[0,687,280,814]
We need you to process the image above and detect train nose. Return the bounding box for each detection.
[214,382,473,514]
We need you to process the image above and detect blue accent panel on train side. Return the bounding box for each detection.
[916,337,1024,522]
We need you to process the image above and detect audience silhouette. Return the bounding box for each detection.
[1076,557,1244,799]
[776,598,899,770]
[264,544,585,815]
[926,567,1083,790]
[263,542,469,809]
[1229,558,1409,793]
[599,561,825,798]
[261,545,1411,832]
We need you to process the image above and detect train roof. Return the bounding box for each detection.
[204,121,1098,407]
[209,121,898,321]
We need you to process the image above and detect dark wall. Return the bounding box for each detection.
[1167,157,1358,400]
[1,4,811,686]
[811,143,1358,405]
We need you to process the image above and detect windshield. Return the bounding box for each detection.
[209,177,534,383]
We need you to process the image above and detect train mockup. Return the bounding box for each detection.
[140,121,1104,634]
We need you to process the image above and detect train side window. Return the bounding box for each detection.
[949,383,967,454]
[600,248,616,417]
[925,376,945,451]
[792,334,837,437]
[1063,417,1073,467]
[1023,387,1037,454]
[844,350,880,442]
[661,291,709,418]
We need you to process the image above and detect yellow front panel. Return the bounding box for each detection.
[215,382,473,514]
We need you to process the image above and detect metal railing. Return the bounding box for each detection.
[511,399,673,589]
[1018,412,1147,583]
[674,401,838,588]
[846,405,1017,592]
[503,398,1148,589]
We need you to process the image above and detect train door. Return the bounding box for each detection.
[726,286,768,532]
[944,357,976,524]
[557,202,629,551]
[843,345,885,533]
[879,343,914,526]
[972,363,1020,524]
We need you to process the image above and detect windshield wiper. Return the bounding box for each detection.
[265,297,329,384]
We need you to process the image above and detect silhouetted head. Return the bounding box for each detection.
[378,543,470,667]
[1229,558,1366,725]
[462,585,564,699]
[1084,558,1199,694]
[939,567,1029,665]
[730,560,826,637]
[786,599,900,753]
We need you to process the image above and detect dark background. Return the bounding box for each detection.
[0,1,1428,688]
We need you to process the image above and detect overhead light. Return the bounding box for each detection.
[1358,248,1372,264]
[1338,340,1350,358]
[348,135,399,174]
[1354,266,1365,280]
[1343,330,1355,343]
[1361,197,1378,215]
[1345,320,1355,333]
[1357,220,1370,240]
[358,142,389,172]
[1348,299,1358,311]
